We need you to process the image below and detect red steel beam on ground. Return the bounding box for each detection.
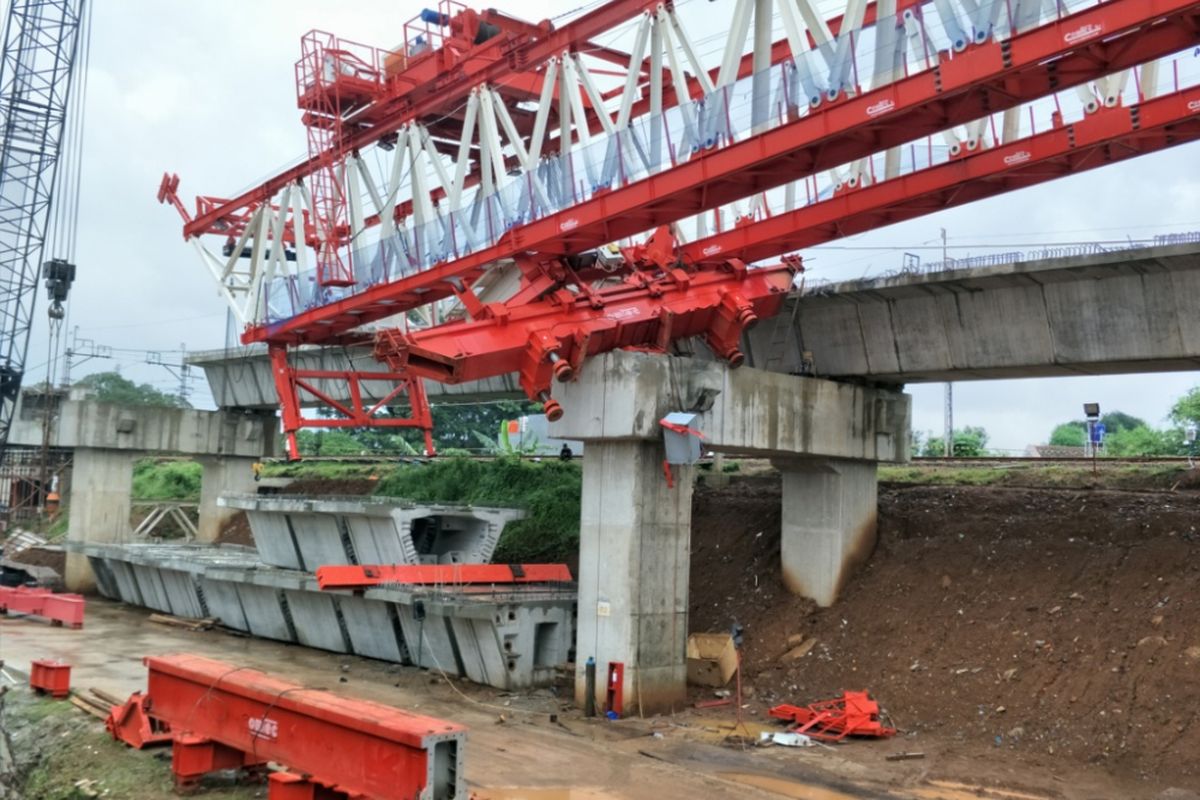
[244,0,1200,345]
[144,654,466,800]
[317,563,574,590]
[682,85,1200,266]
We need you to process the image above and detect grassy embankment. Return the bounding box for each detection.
[115,457,1193,560]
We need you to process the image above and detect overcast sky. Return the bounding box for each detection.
[26,0,1200,452]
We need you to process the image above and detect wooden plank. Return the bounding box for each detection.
[70,695,108,720]
[89,687,124,707]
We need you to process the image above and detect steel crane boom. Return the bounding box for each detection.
[0,0,87,463]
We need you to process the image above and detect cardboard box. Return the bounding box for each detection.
[686,633,738,687]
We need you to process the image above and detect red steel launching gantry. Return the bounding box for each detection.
[160,0,1200,459]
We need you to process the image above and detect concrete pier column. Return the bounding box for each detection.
[777,458,878,607]
[553,350,910,715]
[65,448,136,592]
[575,440,694,715]
[197,456,260,543]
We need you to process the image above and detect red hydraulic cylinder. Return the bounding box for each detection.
[144,654,467,800]
[317,563,574,590]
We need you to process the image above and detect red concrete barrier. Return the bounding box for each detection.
[0,586,85,628]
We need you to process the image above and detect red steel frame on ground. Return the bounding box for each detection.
[769,691,897,741]
[106,691,174,750]
[316,562,573,590]
[143,654,466,799]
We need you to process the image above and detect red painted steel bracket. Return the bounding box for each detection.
[29,659,71,698]
[106,691,174,749]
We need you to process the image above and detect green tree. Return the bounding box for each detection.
[1103,425,1174,456]
[296,400,542,456]
[296,430,367,457]
[1049,421,1086,447]
[1170,387,1200,427]
[922,426,989,457]
[392,400,540,452]
[76,371,184,408]
[1100,411,1146,434]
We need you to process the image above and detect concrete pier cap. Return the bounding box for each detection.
[549,350,910,715]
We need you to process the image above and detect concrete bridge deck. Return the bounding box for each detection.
[190,241,1200,408]
[745,241,1200,383]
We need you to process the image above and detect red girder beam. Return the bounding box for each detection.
[245,0,1200,346]
[144,654,466,799]
[317,563,574,590]
[182,0,659,240]
[376,262,794,403]
[683,85,1200,266]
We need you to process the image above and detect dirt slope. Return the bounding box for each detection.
[689,477,1200,789]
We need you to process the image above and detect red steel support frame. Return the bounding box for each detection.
[268,345,436,458]
[371,84,1200,405]
[0,586,85,628]
[242,0,1200,345]
[316,562,574,590]
[375,257,795,406]
[179,0,660,243]
[144,654,466,800]
[681,84,1200,266]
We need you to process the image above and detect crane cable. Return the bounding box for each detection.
[35,0,92,509]
[42,0,92,392]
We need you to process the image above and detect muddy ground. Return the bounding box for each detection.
[690,477,1200,791]
[63,467,1200,795]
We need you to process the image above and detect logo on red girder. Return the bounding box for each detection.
[1003,150,1032,166]
[606,307,640,321]
[248,717,278,741]
[1063,23,1103,45]
[559,218,579,232]
[702,245,723,257]
[866,99,895,118]
[1189,99,1200,114]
